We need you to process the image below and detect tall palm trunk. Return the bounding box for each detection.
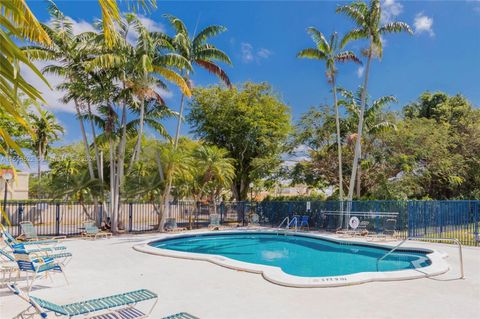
[129,97,146,171]
[161,72,188,231]
[332,75,344,202]
[174,93,186,146]
[37,144,42,180]
[73,99,95,180]
[112,101,128,233]
[87,103,102,180]
[347,41,373,208]
[356,145,362,197]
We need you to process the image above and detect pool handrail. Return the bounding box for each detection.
[376,237,464,279]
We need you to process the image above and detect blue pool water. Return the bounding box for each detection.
[149,232,431,277]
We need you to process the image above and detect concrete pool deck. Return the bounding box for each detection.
[1,230,479,319]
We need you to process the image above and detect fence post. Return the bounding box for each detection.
[18,203,23,236]
[242,202,246,226]
[128,203,133,232]
[55,203,60,236]
[474,201,479,245]
[220,202,224,224]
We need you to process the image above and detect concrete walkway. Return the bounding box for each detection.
[1,231,479,319]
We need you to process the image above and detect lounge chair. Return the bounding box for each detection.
[1,226,67,253]
[299,215,309,230]
[82,220,112,240]
[8,283,159,319]
[337,221,370,237]
[162,313,199,319]
[208,214,223,230]
[12,248,68,292]
[19,221,66,242]
[0,248,19,286]
[165,218,187,232]
[1,246,72,268]
[367,219,397,241]
[248,213,260,226]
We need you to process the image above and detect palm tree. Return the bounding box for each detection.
[163,14,232,146]
[0,0,51,159]
[336,0,412,203]
[297,28,361,202]
[193,145,235,216]
[23,7,99,180]
[117,14,192,170]
[28,108,64,180]
[338,87,397,196]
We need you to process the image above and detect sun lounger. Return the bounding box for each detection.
[165,218,187,232]
[12,248,68,292]
[82,220,113,240]
[1,226,67,252]
[8,283,158,319]
[208,214,224,230]
[19,221,66,242]
[367,219,397,241]
[162,313,199,319]
[337,221,370,237]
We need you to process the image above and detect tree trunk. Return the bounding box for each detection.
[332,76,344,202]
[111,102,128,233]
[356,145,362,198]
[87,103,102,180]
[74,100,95,180]
[109,137,115,230]
[174,93,186,147]
[346,41,373,225]
[129,97,146,171]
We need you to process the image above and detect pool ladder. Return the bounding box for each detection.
[375,237,464,279]
[276,216,298,235]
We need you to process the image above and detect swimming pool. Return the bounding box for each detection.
[135,231,449,287]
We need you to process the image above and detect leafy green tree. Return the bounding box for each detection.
[297,28,360,202]
[336,0,412,202]
[188,82,291,200]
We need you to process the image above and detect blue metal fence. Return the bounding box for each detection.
[1,200,478,246]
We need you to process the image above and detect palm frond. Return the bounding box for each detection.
[195,60,231,88]
[379,22,413,35]
[151,66,191,96]
[340,28,368,48]
[195,46,232,65]
[296,48,327,60]
[335,51,362,64]
[306,27,329,52]
[193,25,227,49]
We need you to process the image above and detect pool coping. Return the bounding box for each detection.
[132,230,450,288]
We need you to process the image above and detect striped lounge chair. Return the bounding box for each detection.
[0,247,19,286]
[8,283,159,319]
[19,221,67,242]
[13,248,68,292]
[1,227,68,253]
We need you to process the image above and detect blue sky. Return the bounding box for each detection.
[25,0,480,146]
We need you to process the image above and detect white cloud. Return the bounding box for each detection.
[357,66,365,78]
[381,0,403,24]
[66,17,96,34]
[257,48,273,59]
[21,61,76,113]
[137,14,164,33]
[414,13,434,37]
[46,16,96,35]
[241,42,254,63]
[241,43,273,64]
